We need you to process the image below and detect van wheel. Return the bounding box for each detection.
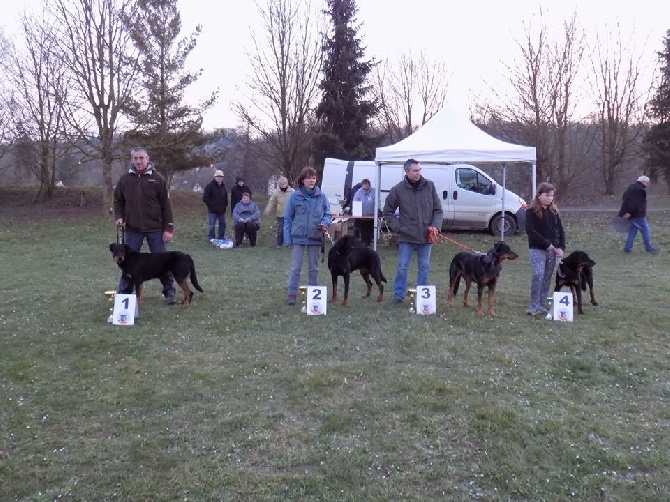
[490,214,517,236]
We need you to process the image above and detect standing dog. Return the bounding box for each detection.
[555,250,598,314]
[327,235,387,306]
[447,240,519,316]
[110,243,203,308]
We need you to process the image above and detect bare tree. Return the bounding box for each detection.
[589,26,647,195]
[0,28,12,163]
[233,0,323,183]
[373,50,449,143]
[475,10,587,193]
[51,0,139,212]
[2,13,69,201]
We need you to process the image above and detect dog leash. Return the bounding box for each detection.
[117,225,125,244]
[435,233,477,252]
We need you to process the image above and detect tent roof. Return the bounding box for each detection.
[375,104,536,164]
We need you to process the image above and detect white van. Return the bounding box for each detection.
[321,158,527,235]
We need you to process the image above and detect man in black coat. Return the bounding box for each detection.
[202,170,228,240]
[230,176,252,216]
[619,175,659,254]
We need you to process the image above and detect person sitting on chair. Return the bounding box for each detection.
[232,193,260,247]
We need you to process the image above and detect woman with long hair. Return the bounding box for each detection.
[525,182,565,315]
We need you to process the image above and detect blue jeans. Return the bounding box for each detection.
[528,248,556,309]
[393,242,432,300]
[287,244,320,295]
[275,217,285,247]
[118,229,176,298]
[208,212,226,240]
[624,217,655,252]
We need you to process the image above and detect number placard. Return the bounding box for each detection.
[112,293,137,325]
[551,291,573,322]
[306,286,327,316]
[415,285,436,315]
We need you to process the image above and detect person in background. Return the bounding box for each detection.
[264,176,295,248]
[353,178,375,246]
[113,146,176,303]
[202,169,228,240]
[525,182,565,316]
[232,192,261,247]
[284,167,332,306]
[382,158,443,303]
[230,176,251,215]
[619,175,660,254]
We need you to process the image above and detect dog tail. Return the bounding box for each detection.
[375,254,387,283]
[189,256,204,292]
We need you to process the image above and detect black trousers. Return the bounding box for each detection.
[356,219,374,246]
[234,221,258,246]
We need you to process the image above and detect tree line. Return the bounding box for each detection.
[1,0,669,209]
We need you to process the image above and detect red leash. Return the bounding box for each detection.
[427,226,476,252]
[436,233,476,252]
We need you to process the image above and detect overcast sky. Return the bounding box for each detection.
[4,0,670,129]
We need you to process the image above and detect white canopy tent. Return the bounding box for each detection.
[373,104,537,247]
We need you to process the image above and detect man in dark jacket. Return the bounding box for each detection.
[383,158,443,303]
[113,146,176,303]
[202,170,228,240]
[619,175,659,254]
[230,176,251,215]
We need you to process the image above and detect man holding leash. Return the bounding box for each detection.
[619,175,660,254]
[383,158,443,303]
[113,146,177,303]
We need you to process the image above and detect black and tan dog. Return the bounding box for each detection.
[447,240,519,316]
[110,243,203,308]
[327,235,387,306]
[555,250,598,314]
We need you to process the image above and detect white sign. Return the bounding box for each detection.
[415,285,437,315]
[112,293,137,325]
[306,286,327,315]
[550,291,573,322]
[352,200,363,217]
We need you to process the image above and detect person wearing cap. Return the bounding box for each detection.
[230,176,251,216]
[264,176,294,248]
[619,175,660,254]
[113,146,176,303]
[202,169,228,240]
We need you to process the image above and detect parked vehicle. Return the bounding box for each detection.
[321,158,527,235]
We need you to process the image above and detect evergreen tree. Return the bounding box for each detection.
[643,29,670,190]
[124,0,216,180]
[314,0,377,164]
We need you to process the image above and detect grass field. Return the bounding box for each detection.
[1,190,669,501]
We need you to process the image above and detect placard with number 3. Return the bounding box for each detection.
[415,285,436,315]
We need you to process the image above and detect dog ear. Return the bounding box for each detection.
[110,243,115,252]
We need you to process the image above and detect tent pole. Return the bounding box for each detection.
[373,162,381,251]
[500,163,507,241]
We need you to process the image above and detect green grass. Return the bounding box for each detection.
[1,192,669,501]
